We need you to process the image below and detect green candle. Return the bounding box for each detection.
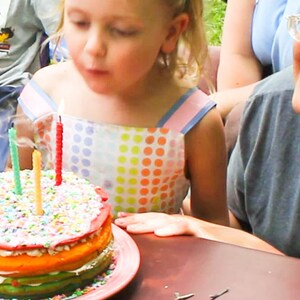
[8,127,22,195]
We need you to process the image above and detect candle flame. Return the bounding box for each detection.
[58,98,65,116]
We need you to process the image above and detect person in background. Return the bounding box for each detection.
[210,0,300,156]
[215,0,300,118]
[0,0,60,171]
[115,36,300,258]
[15,0,229,225]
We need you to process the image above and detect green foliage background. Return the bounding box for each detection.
[204,0,226,45]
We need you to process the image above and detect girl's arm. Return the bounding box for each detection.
[115,212,283,255]
[11,64,63,171]
[14,105,34,170]
[185,107,229,226]
[217,0,262,91]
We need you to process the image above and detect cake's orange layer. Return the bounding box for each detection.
[0,216,112,278]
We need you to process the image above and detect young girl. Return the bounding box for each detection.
[16,0,228,225]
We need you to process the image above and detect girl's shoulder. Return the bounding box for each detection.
[32,61,72,94]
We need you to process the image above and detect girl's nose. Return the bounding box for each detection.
[84,30,107,57]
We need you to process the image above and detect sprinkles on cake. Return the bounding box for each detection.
[0,170,104,252]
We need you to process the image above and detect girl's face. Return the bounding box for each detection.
[64,0,185,95]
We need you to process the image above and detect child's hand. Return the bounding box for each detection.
[114,212,193,237]
[115,212,284,255]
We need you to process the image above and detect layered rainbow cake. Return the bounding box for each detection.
[0,170,113,299]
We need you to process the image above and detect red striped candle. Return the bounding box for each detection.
[55,115,63,185]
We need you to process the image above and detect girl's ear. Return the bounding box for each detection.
[161,13,189,54]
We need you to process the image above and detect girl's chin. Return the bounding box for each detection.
[86,82,117,95]
[88,85,112,94]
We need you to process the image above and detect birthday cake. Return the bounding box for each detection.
[0,170,113,299]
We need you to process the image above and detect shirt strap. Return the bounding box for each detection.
[157,87,216,134]
[18,79,57,121]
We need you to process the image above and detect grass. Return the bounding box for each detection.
[204,0,226,45]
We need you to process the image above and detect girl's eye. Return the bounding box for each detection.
[109,27,138,37]
[70,19,90,29]
[76,21,90,28]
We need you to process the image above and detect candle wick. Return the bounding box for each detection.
[59,115,62,122]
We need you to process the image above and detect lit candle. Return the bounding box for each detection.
[8,126,22,195]
[33,149,43,215]
[55,115,63,185]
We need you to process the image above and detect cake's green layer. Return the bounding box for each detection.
[0,243,113,299]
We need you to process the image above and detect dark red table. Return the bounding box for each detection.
[109,233,300,300]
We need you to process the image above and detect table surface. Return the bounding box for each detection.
[109,233,300,300]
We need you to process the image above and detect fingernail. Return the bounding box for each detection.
[118,212,127,217]
[115,219,124,225]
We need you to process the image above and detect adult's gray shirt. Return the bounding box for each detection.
[228,66,300,257]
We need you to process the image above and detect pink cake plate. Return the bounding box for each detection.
[71,224,140,300]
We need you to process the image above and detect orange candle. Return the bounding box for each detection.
[33,149,43,215]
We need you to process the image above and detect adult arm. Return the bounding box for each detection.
[32,0,61,36]
[212,82,256,120]
[217,0,262,91]
[293,41,300,112]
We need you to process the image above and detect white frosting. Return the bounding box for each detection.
[0,170,104,251]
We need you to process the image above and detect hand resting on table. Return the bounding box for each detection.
[115,212,283,255]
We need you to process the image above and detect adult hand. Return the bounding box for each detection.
[293,41,300,112]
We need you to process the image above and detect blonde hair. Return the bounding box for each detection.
[163,0,208,84]
[53,0,208,83]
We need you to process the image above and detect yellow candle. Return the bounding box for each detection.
[32,149,43,215]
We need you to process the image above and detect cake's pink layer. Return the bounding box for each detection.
[0,203,111,251]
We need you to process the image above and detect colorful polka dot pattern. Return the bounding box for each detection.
[34,115,190,218]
